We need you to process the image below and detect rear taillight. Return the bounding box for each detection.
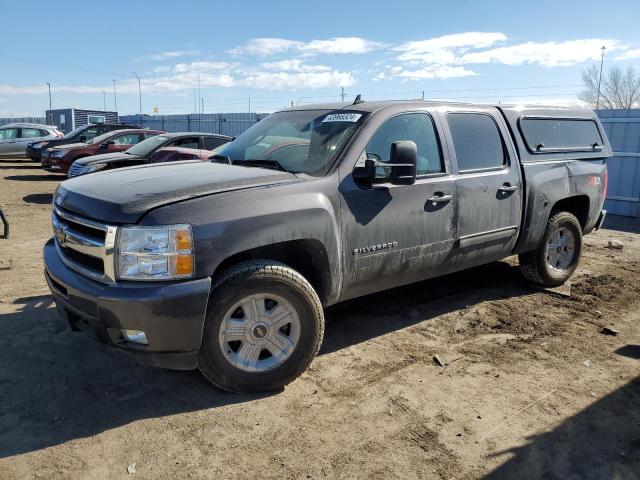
[603,169,608,200]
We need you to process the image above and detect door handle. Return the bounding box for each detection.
[498,184,518,193]
[427,193,453,203]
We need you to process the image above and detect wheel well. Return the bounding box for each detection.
[213,240,332,304]
[550,195,590,229]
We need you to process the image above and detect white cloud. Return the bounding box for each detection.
[230,37,384,56]
[239,70,355,90]
[303,37,385,55]
[461,39,619,67]
[144,49,201,61]
[395,65,478,80]
[230,38,303,56]
[172,61,231,73]
[259,58,332,72]
[614,48,640,61]
[395,32,507,64]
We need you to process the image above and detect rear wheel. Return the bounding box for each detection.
[198,260,324,393]
[519,211,583,287]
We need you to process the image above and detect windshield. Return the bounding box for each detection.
[215,110,365,175]
[63,126,86,139]
[87,131,118,145]
[126,135,169,156]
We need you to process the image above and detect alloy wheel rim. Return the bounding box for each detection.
[545,226,576,272]
[218,293,301,373]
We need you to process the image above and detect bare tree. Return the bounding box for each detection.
[580,65,640,110]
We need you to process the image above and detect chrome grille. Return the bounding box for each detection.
[67,163,83,178]
[52,207,118,283]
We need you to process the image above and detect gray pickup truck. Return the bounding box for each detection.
[44,100,610,393]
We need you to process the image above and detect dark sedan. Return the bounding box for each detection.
[26,122,141,161]
[42,129,164,174]
[67,132,231,177]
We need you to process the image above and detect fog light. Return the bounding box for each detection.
[121,329,148,345]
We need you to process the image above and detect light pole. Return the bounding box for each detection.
[102,90,106,111]
[596,46,606,110]
[131,71,142,121]
[112,79,118,112]
[46,82,52,111]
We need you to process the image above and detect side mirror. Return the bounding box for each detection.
[79,135,87,142]
[352,141,417,186]
[389,140,417,185]
[100,140,115,147]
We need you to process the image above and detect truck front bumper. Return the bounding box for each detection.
[43,238,211,370]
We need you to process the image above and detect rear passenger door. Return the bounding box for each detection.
[442,109,522,266]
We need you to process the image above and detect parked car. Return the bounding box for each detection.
[26,123,141,161]
[67,132,231,177]
[45,100,610,393]
[0,123,63,158]
[42,129,164,174]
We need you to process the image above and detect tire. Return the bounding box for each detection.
[519,211,583,287]
[198,259,324,393]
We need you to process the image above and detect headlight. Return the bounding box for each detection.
[50,150,66,158]
[82,163,106,174]
[33,141,48,149]
[117,225,194,280]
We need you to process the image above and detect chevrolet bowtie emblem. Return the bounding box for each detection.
[55,226,67,245]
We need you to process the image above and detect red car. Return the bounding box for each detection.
[41,128,164,174]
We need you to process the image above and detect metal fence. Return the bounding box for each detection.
[0,117,46,126]
[118,113,269,137]
[597,110,640,222]
[0,113,268,137]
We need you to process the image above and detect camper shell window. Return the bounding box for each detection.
[519,117,604,154]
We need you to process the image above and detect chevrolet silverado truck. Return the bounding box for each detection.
[44,100,610,393]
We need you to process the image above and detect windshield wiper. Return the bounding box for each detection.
[209,154,232,164]
[231,159,288,172]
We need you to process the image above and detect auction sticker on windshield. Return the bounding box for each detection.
[322,113,362,123]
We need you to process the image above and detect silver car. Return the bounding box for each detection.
[0,123,63,158]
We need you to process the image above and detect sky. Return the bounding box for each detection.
[1,0,640,117]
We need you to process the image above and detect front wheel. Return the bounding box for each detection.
[519,211,583,287]
[198,260,324,393]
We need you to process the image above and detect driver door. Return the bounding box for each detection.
[339,112,457,300]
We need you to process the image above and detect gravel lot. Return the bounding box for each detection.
[1,157,639,480]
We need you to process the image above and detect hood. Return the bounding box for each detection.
[73,151,137,166]
[55,161,300,224]
[51,142,87,151]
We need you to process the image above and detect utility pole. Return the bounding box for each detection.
[102,91,106,111]
[341,86,346,102]
[46,82,52,111]
[131,72,142,120]
[248,96,251,114]
[596,46,606,110]
[422,90,425,101]
[112,80,118,112]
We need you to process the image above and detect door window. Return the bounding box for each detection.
[0,128,18,139]
[83,127,100,140]
[447,113,506,172]
[363,113,444,176]
[113,133,142,145]
[171,137,200,149]
[202,137,228,150]
[21,128,42,138]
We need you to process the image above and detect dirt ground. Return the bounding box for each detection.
[0,157,639,480]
